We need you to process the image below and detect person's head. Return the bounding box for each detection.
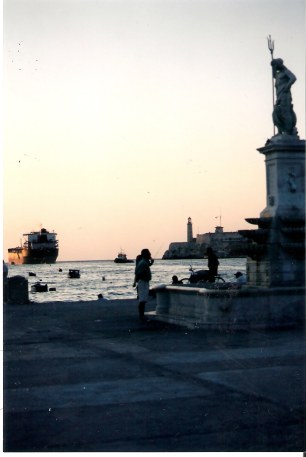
[141,248,151,260]
[271,58,284,75]
[234,271,243,278]
[172,275,179,284]
[206,247,213,255]
[271,58,283,68]
[98,293,103,299]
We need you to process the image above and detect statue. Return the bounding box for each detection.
[271,58,297,136]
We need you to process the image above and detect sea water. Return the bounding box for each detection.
[7,258,246,303]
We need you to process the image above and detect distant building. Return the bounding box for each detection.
[162,218,251,259]
[162,218,202,259]
[187,217,193,242]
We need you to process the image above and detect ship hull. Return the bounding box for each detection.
[8,227,59,265]
[8,248,58,265]
[114,259,134,264]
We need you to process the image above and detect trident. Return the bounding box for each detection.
[267,35,275,135]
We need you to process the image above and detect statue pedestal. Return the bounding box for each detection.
[241,136,305,287]
[258,135,305,219]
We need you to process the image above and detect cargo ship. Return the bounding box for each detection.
[8,228,59,264]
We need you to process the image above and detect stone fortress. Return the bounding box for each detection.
[162,217,251,259]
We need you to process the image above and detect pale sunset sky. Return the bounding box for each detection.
[3,0,305,261]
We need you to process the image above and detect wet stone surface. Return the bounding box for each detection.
[3,299,305,452]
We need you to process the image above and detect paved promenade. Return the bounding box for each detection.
[3,297,305,452]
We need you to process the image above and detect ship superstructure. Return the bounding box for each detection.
[8,228,59,264]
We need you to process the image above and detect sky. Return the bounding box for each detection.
[3,0,305,261]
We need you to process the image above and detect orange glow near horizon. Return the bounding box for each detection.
[3,0,305,261]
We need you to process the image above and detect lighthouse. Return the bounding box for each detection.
[187,217,193,242]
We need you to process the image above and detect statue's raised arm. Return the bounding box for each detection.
[271,58,298,137]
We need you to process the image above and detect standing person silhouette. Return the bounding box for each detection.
[134,249,154,321]
[206,247,219,283]
[133,254,142,291]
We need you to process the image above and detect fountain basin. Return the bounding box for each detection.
[153,285,305,330]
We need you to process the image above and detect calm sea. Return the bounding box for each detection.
[7,258,246,303]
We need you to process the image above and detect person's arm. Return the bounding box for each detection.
[284,67,296,91]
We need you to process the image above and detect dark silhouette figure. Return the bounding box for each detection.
[271,58,297,136]
[134,249,154,321]
[206,247,219,282]
[172,275,183,285]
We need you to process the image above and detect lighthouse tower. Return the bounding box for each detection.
[187,217,193,243]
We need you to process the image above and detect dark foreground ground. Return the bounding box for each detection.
[3,297,305,452]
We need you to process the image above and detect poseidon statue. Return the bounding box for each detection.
[271,58,298,136]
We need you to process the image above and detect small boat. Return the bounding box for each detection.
[31,282,48,292]
[68,269,80,278]
[114,252,134,264]
[28,272,37,277]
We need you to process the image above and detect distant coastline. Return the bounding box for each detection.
[162,218,251,260]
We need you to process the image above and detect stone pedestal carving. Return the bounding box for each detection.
[240,135,305,287]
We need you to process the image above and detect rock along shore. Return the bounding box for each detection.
[3,297,305,452]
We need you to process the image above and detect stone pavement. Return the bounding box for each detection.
[3,298,305,452]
